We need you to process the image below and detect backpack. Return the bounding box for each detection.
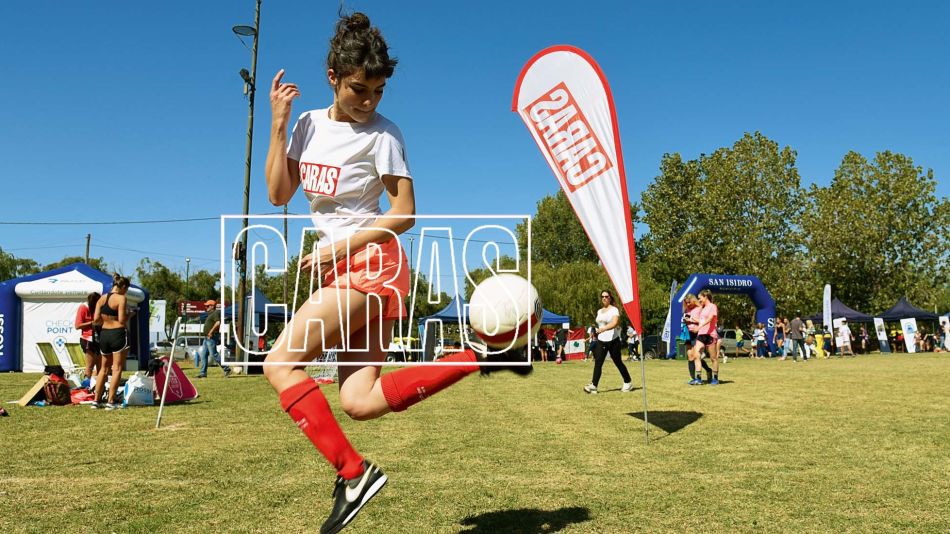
[43,374,72,406]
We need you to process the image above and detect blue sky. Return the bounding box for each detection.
[1,0,948,281]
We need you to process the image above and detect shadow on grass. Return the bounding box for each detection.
[599,387,641,393]
[627,410,702,435]
[459,506,591,533]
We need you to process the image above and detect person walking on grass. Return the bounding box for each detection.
[775,317,787,360]
[584,290,633,394]
[693,290,721,385]
[787,314,805,362]
[197,299,229,378]
[263,13,529,533]
[838,319,854,356]
[734,324,745,359]
[753,322,768,359]
[683,294,712,384]
[626,323,639,361]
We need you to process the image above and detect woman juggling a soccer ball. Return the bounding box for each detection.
[264,12,529,533]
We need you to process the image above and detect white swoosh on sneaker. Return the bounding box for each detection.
[345,468,373,503]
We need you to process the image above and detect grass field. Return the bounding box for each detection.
[1,353,948,533]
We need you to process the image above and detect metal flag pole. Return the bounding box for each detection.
[640,348,648,444]
[155,317,182,429]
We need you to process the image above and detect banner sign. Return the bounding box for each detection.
[20,300,81,372]
[900,318,918,353]
[823,284,832,330]
[873,317,891,353]
[661,279,677,342]
[565,328,586,355]
[149,300,167,341]
[179,300,216,316]
[513,45,642,332]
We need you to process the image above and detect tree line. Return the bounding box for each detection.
[527,132,950,333]
[3,131,948,335]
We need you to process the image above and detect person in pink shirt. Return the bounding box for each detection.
[73,292,101,380]
[694,289,721,385]
[683,294,711,384]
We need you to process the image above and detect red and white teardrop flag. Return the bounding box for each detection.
[512,45,642,332]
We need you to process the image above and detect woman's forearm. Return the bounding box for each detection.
[265,126,295,206]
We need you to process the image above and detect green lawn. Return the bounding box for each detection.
[1,353,948,533]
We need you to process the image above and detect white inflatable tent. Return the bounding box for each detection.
[0,263,148,372]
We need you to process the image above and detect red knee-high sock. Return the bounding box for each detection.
[381,351,479,412]
[279,379,364,479]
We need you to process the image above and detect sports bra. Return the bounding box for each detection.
[101,293,119,316]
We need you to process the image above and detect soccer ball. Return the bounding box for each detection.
[468,274,542,349]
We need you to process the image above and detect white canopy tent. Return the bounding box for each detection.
[14,269,145,372]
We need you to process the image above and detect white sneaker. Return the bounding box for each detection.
[621,382,633,392]
[583,384,598,394]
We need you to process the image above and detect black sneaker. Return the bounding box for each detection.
[320,461,387,534]
[469,342,533,376]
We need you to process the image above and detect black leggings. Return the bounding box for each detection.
[591,337,631,387]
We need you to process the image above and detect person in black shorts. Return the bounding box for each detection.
[92,274,133,410]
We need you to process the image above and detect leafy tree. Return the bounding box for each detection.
[0,248,40,280]
[405,270,450,323]
[462,256,667,334]
[641,132,813,316]
[43,255,109,273]
[187,269,221,302]
[803,151,950,312]
[135,259,186,330]
[516,190,639,267]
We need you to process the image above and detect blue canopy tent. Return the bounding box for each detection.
[223,287,288,346]
[416,295,570,359]
[0,263,150,372]
[417,295,571,327]
[878,296,938,322]
[223,287,287,321]
[540,308,570,325]
[807,298,873,324]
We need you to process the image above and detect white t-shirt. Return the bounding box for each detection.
[596,306,620,342]
[839,324,852,342]
[626,326,637,342]
[287,108,411,243]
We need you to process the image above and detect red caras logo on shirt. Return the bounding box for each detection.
[299,162,341,197]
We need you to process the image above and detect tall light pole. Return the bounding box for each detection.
[185,258,191,297]
[233,0,261,363]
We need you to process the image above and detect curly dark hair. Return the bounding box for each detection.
[327,12,397,81]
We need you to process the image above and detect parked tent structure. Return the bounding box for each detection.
[808,298,873,324]
[417,295,571,327]
[878,296,939,322]
[416,295,571,359]
[0,263,150,372]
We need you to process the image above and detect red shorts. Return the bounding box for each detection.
[322,238,409,321]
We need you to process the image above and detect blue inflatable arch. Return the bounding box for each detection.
[667,273,777,358]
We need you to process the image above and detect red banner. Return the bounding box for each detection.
[513,46,642,332]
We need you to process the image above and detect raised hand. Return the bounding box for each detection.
[270,69,301,125]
